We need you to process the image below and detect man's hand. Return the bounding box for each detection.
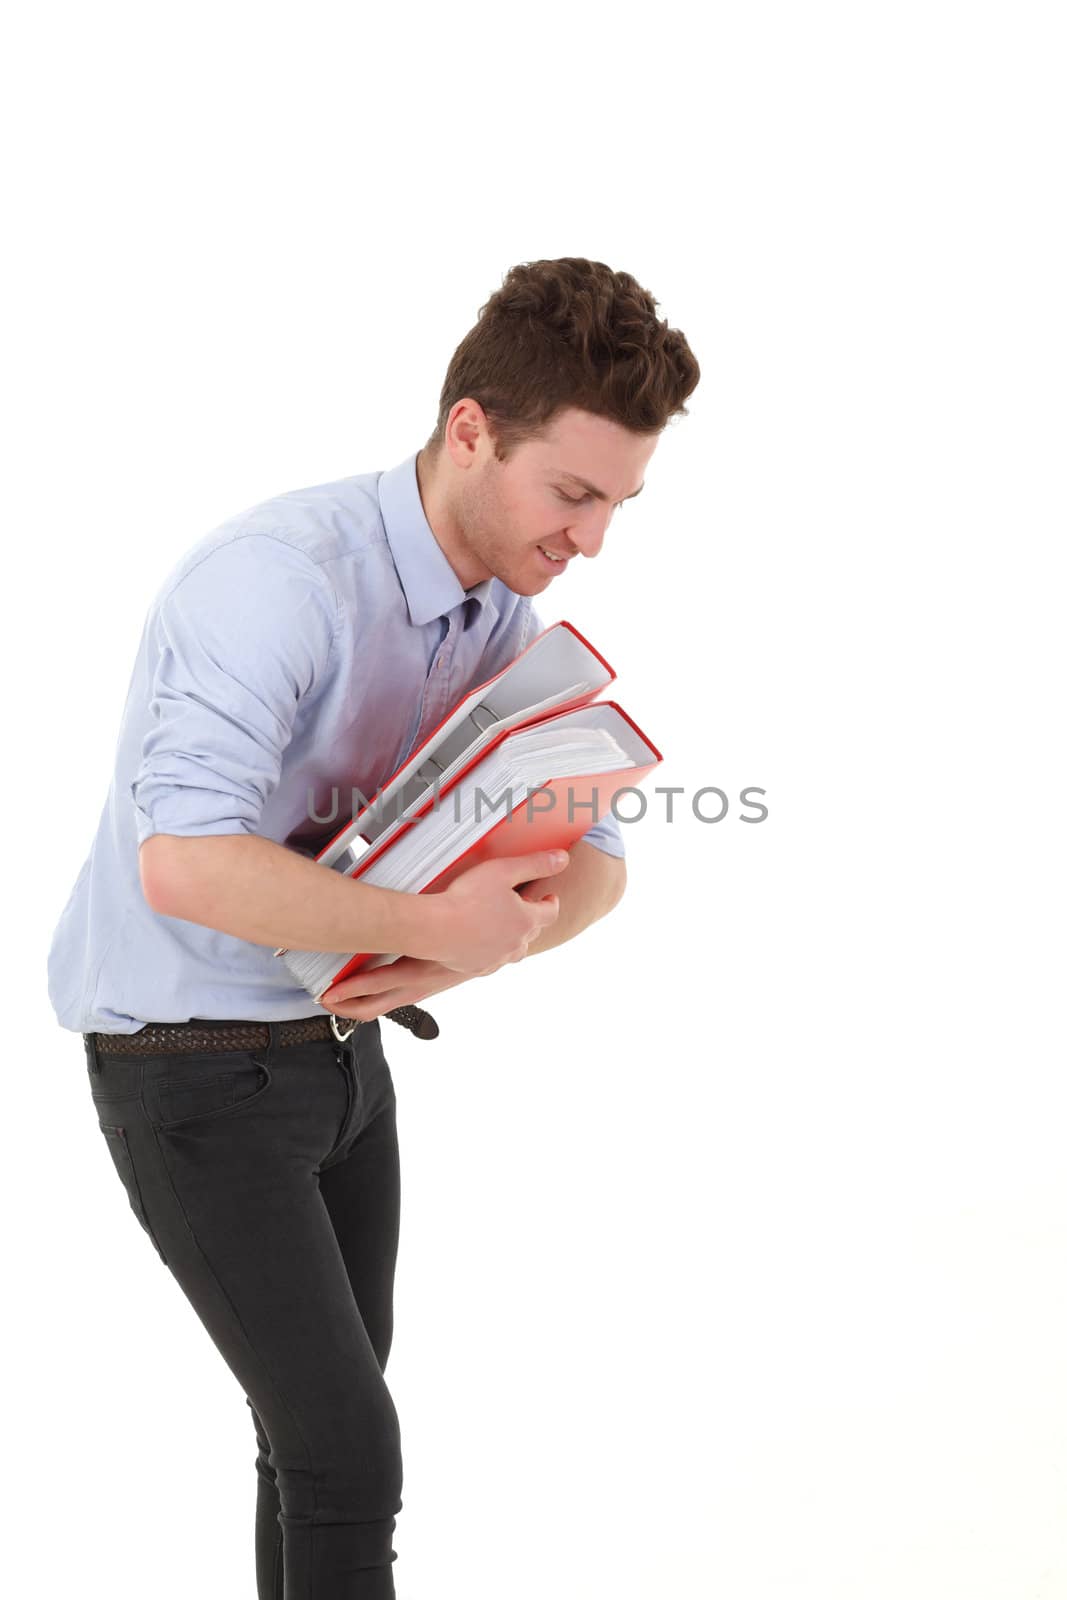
[316,849,571,1022]
[319,956,476,1024]
[430,848,569,973]
[316,842,626,1022]
[512,839,626,956]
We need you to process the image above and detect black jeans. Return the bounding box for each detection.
[83,1018,403,1599]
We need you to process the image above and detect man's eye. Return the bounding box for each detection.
[556,489,624,509]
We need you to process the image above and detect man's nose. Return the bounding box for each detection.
[566,510,612,559]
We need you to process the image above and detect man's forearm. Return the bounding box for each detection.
[520,839,627,957]
[139,832,449,960]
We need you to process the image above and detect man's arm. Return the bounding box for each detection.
[517,837,627,956]
[139,832,451,959]
[311,837,627,1023]
[139,832,571,975]
[140,833,623,961]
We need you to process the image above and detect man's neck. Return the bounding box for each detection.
[414,448,489,591]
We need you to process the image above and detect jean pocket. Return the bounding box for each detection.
[153,1051,274,1131]
[96,1121,168,1265]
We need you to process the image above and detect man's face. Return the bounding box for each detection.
[444,406,660,596]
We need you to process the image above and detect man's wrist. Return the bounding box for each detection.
[378,884,452,963]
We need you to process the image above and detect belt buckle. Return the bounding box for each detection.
[329,1014,357,1043]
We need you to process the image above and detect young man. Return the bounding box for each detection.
[48,255,699,1599]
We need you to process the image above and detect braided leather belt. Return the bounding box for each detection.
[88,1017,337,1056]
[89,1003,439,1057]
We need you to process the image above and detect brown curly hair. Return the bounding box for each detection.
[423,257,700,464]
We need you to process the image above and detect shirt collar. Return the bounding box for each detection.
[378,451,495,629]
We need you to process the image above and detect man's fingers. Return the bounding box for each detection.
[326,990,405,1021]
[322,960,416,1005]
[529,892,560,925]
[501,849,569,885]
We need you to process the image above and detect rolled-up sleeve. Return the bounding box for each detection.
[578,805,627,859]
[489,598,627,861]
[575,790,627,859]
[131,534,336,844]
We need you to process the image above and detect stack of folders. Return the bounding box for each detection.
[275,620,662,1004]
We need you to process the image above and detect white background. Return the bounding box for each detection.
[6,3,1065,1596]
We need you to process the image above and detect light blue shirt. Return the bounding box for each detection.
[47,451,625,1034]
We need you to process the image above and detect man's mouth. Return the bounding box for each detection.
[537,545,570,568]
